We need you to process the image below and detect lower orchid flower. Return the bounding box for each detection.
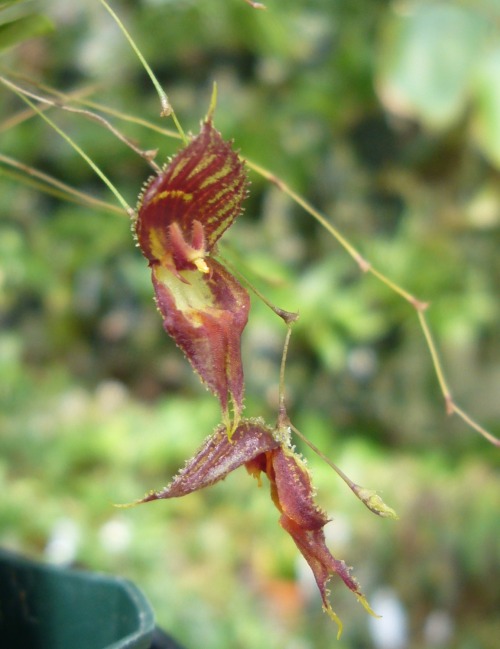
[132,418,378,636]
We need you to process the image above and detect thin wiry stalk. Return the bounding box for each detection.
[1,76,134,218]
[0,75,161,173]
[99,0,187,143]
[0,153,123,215]
[243,157,499,447]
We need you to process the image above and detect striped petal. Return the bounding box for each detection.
[136,119,247,270]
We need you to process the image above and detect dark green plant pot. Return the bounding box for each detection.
[0,549,155,649]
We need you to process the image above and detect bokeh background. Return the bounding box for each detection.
[1,1,499,648]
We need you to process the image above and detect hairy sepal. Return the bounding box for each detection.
[138,419,279,503]
[249,444,378,637]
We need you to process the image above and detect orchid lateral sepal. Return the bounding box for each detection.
[132,419,280,503]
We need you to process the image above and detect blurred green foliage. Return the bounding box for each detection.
[0,1,499,648]
[0,0,53,52]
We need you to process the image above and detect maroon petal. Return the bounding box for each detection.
[139,419,279,503]
[270,447,378,635]
[279,514,375,636]
[272,445,329,531]
[152,257,250,426]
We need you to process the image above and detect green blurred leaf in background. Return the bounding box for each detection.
[0,0,53,52]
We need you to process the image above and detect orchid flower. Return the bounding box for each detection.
[133,111,393,635]
[135,419,378,636]
[135,117,249,433]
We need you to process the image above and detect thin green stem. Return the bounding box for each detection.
[99,0,187,144]
[1,56,183,144]
[76,98,182,140]
[1,76,133,217]
[278,325,293,417]
[216,252,299,325]
[291,423,355,487]
[243,155,499,446]
[291,424,398,518]
[0,81,97,134]
[418,311,500,447]
[0,153,123,215]
[1,76,161,173]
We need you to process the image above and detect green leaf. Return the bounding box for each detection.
[377,4,486,128]
[0,14,53,51]
[472,47,500,169]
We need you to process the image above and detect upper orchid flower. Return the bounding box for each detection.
[135,117,249,433]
